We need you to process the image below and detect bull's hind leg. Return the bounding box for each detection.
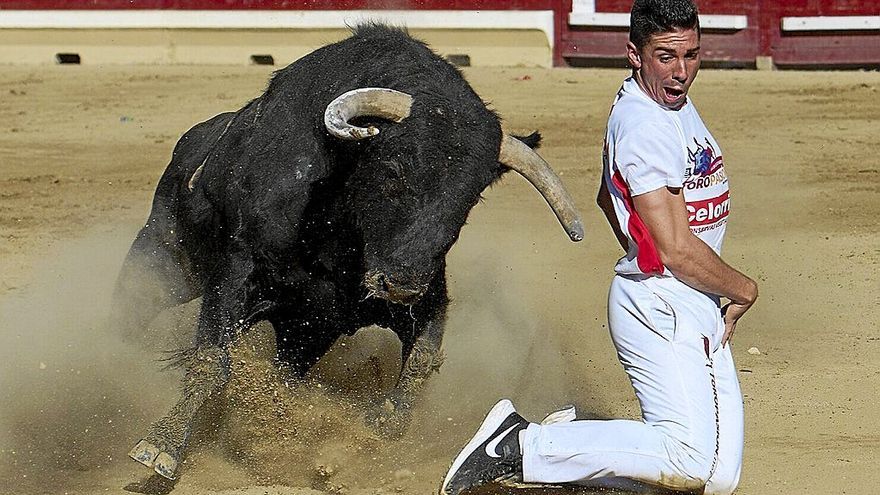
[111,210,201,344]
[111,114,237,342]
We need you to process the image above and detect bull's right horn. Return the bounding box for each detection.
[499,134,584,242]
[324,88,413,140]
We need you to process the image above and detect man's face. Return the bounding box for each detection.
[627,27,701,110]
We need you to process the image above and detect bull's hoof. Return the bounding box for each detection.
[364,399,410,439]
[153,452,179,480]
[129,440,161,467]
[129,440,179,480]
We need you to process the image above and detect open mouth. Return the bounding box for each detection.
[664,86,685,102]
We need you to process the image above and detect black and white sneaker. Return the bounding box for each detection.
[440,399,529,495]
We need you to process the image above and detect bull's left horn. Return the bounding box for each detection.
[499,134,584,242]
[324,88,413,140]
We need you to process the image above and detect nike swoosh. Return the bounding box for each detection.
[484,424,518,458]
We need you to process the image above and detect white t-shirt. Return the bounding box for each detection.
[603,77,730,277]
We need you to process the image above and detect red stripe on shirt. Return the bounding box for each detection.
[611,170,664,275]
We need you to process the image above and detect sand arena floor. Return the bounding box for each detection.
[0,62,878,495]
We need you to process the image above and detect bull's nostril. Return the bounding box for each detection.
[377,274,390,291]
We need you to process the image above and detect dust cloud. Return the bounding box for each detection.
[0,230,177,492]
[0,222,600,495]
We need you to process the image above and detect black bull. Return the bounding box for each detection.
[114,24,583,481]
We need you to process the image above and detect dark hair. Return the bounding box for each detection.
[630,0,700,50]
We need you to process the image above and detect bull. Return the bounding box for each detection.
[114,24,583,482]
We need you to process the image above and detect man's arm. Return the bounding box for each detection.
[596,175,629,252]
[632,186,758,345]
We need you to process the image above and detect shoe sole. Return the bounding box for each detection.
[440,399,516,494]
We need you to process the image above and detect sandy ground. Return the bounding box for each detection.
[0,60,878,495]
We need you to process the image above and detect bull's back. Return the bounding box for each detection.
[154,112,236,200]
[265,24,487,124]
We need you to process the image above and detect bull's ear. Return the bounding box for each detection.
[498,134,583,242]
[512,131,542,150]
[324,88,413,140]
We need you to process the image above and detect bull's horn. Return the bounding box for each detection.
[499,134,584,242]
[324,88,413,140]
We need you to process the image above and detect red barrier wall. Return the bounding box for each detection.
[1,0,878,67]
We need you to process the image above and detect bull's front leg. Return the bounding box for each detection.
[129,250,262,480]
[366,286,448,438]
[129,345,230,479]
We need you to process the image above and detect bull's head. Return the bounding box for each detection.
[324,88,583,305]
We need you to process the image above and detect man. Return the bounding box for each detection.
[440,1,758,494]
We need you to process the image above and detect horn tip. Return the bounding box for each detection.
[568,221,584,242]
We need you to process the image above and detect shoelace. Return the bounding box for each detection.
[486,462,522,483]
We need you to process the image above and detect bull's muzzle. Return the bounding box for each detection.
[363,270,427,305]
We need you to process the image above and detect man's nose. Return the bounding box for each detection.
[672,59,688,83]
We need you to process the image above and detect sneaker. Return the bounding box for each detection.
[440,399,529,495]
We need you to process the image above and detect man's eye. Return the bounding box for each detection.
[660,56,673,63]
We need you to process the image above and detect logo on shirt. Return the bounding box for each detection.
[687,191,730,227]
[685,137,727,190]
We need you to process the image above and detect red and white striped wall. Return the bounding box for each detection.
[561,0,880,68]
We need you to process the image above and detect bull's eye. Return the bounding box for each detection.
[381,176,407,196]
[378,160,413,193]
[382,159,405,179]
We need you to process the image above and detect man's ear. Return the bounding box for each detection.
[626,41,642,69]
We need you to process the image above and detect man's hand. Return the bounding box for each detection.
[721,278,758,347]
[720,301,750,347]
[632,186,759,346]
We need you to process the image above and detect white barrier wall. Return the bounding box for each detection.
[0,10,556,67]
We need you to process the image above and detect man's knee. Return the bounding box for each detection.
[703,463,741,495]
[665,441,741,495]
[660,437,716,491]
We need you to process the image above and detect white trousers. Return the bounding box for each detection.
[522,275,744,494]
